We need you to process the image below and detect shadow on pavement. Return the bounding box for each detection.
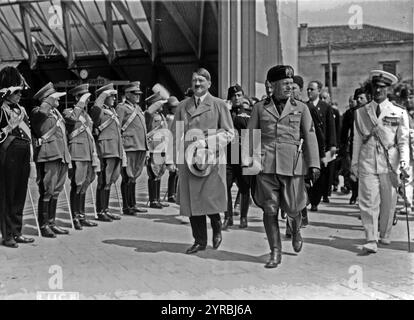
[102,239,292,264]
[308,221,364,231]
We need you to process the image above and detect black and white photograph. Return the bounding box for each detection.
[0,0,413,303]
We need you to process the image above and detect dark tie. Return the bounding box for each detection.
[376,104,381,117]
[195,97,200,108]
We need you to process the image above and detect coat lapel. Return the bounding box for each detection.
[279,99,294,121]
[185,97,197,117]
[188,93,213,118]
[365,102,378,126]
[263,98,279,119]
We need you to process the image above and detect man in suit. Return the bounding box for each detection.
[222,84,251,230]
[307,80,336,211]
[352,70,409,253]
[63,84,99,230]
[242,65,320,268]
[168,68,234,254]
[116,81,148,215]
[89,83,124,222]
[30,82,71,237]
[340,89,368,204]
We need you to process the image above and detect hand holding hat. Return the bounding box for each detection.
[75,92,91,109]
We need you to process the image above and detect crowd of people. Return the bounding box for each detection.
[0,64,413,269]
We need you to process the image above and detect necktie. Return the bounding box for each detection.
[195,98,200,108]
[376,103,381,117]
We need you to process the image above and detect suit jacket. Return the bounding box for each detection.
[352,99,409,175]
[170,92,234,216]
[63,105,94,161]
[116,100,148,152]
[340,107,355,158]
[89,103,123,159]
[243,97,320,176]
[30,102,70,163]
[307,100,336,151]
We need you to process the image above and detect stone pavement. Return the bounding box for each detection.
[0,173,413,300]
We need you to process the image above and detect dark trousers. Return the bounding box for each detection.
[189,214,221,247]
[309,163,330,206]
[167,171,178,197]
[0,140,30,239]
[225,165,250,218]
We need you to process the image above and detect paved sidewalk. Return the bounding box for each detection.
[0,173,413,300]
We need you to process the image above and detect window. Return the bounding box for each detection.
[382,61,397,75]
[323,64,338,87]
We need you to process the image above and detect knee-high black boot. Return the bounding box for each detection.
[105,189,121,220]
[148,179,162,209]
[263,213,282,268]
[79,193,97,227]
[287,213,303,253]
[121,179,130,213]
[39,198,55,238]
[239,193,250,228]
[49,198,69,235]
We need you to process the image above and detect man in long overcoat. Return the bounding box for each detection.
[169,68,234,254]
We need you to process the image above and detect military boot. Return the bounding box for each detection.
[39,199,56,238]
[104,189,121,220]
[288,213,303,253]
[129,182,147,213]
[79,193,98,227]
[239,193,250,229]
[263,213,282,268]
[96,188,112,222]
[149,179,162,209]
[48,198,69,235]
[71,192,83,230]
[121,180,131,215]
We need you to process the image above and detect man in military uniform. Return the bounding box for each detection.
[0,66,34,247]
[306,80,336,211]
[352,70,409,253]
[242,65,320,268]
[63,84,99,230]
[116,81,148,215]
[223,84,251,230]
[30,82,71,237]
[89,83,124,222]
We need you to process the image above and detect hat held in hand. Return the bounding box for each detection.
[145,83,170,104]
[185,141,216,177]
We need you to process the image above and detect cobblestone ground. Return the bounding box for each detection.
[0,173,413,300]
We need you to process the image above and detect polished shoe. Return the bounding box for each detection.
[322,196,330,203]
[185,243,206,254]
[159,201,169,208]
[131,206,148,213]
[97,212,113,222]
[222,217,233,230]
[73,219,83,230]
[213,233,222,249]
[362,241,378,253]
[50,225,69,235]
[40,226,56,238]
[167,196,177,203]
[379,238,391,245]
[264,251,281,268]
[349,197,357,205]
[393,214,398,226]
[149,201,163,209]
[14,235,35,243]
[310,205,318,212]
[105,211,121,220]
[3,238,18,248]
[123,208,137,216]
[239,217,248,229]
[80,219,98,227]
[340,186,350,195]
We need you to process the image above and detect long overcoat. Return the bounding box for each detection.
[170,93,234,216]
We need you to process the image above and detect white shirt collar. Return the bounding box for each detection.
[195,92,208,103]
[312,97,319,107]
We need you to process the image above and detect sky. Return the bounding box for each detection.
[297,0,413,33]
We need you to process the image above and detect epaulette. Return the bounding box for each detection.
[393,102,406,110]
[290,97,297,106]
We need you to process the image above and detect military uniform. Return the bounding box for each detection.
[116,81,148,214]
[63,84,98,229]
[89,83,124,222]
[352,69,409,252]
[242,65,320,267]
[30,82,71,237]
[0,83,34,246]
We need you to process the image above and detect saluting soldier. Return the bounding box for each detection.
[63,84,99,230]
[116,81,148,215]
[352,70,409,253]
[0,66,35,247]
[30,82,71,237]
[242,65,320,268]
[89,83,124,222]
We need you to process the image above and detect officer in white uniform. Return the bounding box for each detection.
[352,70,409,253]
